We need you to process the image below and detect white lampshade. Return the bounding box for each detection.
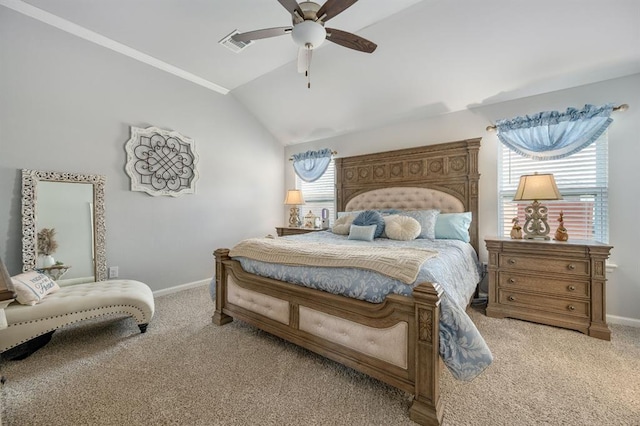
[513,173,562,202]
[291,20,326,49]
[284,189,305,205]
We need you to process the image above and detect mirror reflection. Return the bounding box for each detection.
[36,181,95,282]
[21,170,107,284]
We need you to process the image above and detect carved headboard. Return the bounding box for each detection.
[335,138,481,253]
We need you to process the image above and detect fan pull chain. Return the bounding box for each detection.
[306,45,312,89]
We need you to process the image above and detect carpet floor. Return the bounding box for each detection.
[1,284,639,425]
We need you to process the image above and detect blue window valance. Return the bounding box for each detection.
[496,103,614,160]
[292,148,333,182]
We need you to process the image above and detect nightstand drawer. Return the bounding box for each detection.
[499,254,589,277]
[498,273,589,298]
[498,289,589,318]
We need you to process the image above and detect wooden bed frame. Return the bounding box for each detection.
[213,138,481,425]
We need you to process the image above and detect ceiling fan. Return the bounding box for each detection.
[231,0,377,88]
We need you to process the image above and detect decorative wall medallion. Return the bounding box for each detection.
[125,126,199,197]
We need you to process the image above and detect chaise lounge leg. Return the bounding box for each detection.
[138,324,148,333]
[2,331,56,361]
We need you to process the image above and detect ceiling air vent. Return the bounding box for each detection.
[219,30,253,53]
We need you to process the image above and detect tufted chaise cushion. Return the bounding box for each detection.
[0,279,155,353]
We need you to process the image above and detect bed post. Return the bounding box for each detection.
[409,282,444,426]
[212,249,233,326]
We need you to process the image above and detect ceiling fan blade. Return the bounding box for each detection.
[277,0,304,19]
[231,26,292,43]
[317,0,358,22]
[325,28,377,53]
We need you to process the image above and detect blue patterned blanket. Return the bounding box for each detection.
[213,231,492,381]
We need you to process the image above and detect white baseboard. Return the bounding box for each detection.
[607,314,640,328]
[153,278,211,297]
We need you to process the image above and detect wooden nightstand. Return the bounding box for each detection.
[485,237,612,340]
[275,227,327,237]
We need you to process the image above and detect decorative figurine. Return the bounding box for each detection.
[304,210,317,229]
[554,210,569,241]
[510,217,523,239]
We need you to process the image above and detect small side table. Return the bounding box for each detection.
[275,227,327,237]
[38,265,72,281]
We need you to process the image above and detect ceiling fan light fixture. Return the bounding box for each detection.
[291,20,326,49]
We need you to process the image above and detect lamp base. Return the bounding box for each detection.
[288,206,301,227]
[521,200,552,240]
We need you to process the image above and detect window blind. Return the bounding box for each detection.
[498,133,608,242]
[297,159,335,225]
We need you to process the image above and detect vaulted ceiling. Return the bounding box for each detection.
[5,0,640,145]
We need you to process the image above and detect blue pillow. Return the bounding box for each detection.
[352,210,385,238]
[435,212,472,242]
[348,224,377,241]
[399,210,439,239]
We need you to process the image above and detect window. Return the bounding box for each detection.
[297,159,335,225]
[498,133,608,242]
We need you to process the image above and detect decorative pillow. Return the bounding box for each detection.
[398,209,440,239]
[11,271,60,305]
[385,215,421,241]
[352,210,385,238]
[435,212,472,242]
[348,224,377,242]
[332,214,356,235]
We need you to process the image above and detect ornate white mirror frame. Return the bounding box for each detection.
[21,169,107,282]
[124,126,199,197]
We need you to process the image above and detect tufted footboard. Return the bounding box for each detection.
[213,248,444,425]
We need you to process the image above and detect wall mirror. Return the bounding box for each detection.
[21,169,107,283]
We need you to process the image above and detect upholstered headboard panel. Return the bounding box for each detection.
[345,187,465,213]
[335,138,481,253]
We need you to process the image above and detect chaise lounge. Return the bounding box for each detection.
[0,277,155,360]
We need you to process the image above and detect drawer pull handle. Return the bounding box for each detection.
[568,305,576,311]
[508,278,516,284]
[508,295,516,302]
[568,285,576,291]
[508,259,516,265]
[567,264,576,270]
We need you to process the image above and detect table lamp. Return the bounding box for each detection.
[284,189,305,227]
[513,172,562,240]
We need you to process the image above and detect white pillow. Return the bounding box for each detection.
[11,271,60,305]
[385,215,421,241]
[332,214,356,235]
